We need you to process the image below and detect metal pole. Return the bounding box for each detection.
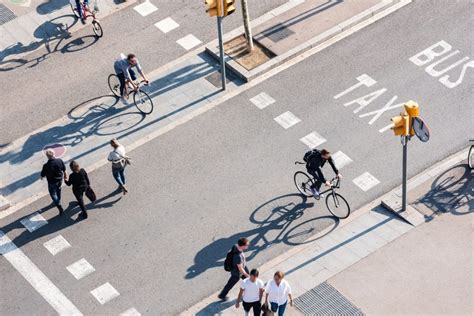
[401,135,408,212]
[217,16,226,90]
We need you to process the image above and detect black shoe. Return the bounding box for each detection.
[80,18,86,24]
[78,212,88,219]
[217,294,228,301]
[58,206,64,216]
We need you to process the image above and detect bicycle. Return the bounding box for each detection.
[469,140,474,169]
[108,74,154,115]
[69,0,103,38]
[293,161,351,219]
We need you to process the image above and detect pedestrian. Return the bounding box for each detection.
[218,237,250,301]
[65,161,90,219]
[235,268,264,316]
[107,138,129,194]
[40,149,67,215]
[264,271,293,316]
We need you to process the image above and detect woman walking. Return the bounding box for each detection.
[264,271,293,316]
[107,138,129,194]
[65,160,90,219]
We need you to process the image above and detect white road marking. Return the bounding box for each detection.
[66,258,95,280]
[333,74,376,99]
[176,34,202,51]
[90,282,120,305]
[120,307,141,316]
[332,151,353,169]
[274,111,301,129]
[359,95,403,125]
[20,212,48,232]
[43,235,71,256]
[0,231,82,315]
[249,92,275,109]
[379,122,394,133]
[133,1,157,16]
[352,172,380,191]
[154,17,179,33]
[300,131,327,148]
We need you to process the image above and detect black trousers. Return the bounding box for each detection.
[243,301,261,315]
[117,69,136,97]
[220,267,249,297]
[307,168,323,191]
[73,189,87,214]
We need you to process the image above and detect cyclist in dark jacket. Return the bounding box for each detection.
[304,149,341,198]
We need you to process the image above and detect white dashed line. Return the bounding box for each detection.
[352,172,380,191]
[120,307,141,316]
[154,17,179,33]
[300,131,327,148]
[249,92,275,109]
[66,258,95,280]
[274,111,301,129]
[332,151,353,170]
[90,282,120,305]
[0,231,82,315]
[133,1,158,16]
[43,235,71,256]
[176,34,202,50]
[20,212,48,232]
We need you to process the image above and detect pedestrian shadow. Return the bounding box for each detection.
[185,193,338,280]
[37,0,71,15]
[413,163,473,216]
[0,189,122,253]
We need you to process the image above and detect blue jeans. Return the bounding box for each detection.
[47,181,62,209]
[75,0,89,19]
[112,167,126,186]
[270,302,287,316]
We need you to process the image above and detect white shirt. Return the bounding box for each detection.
[241,278,264,303]
[265,279,292,305]
[107,145,126,162]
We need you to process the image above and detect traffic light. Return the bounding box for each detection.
[222,0,236,16]
[391,113,409,136]
[205,0,220,17]
[404,100,420,136]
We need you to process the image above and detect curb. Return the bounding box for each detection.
[205,0,406,82]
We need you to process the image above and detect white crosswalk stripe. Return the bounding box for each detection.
[154,17,179,33]
[176,34,202,50]
[90,282,120,305]
[20,212,48,232]
[274,111,301,129]
[66,258,95,280]
[300,131,327,148]
[249,92,275,109]
[43,235,71,256]
[133,1,158,16]
[352,172,380,191]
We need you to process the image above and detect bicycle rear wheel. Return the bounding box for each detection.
[294,171,314,197]
[108,74,121,97]
[469,146,474,169]
[133,89,154,114]
[326,192,350,219]
[92,20,103,37]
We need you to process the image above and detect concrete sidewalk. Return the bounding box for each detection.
[182,150,471,315]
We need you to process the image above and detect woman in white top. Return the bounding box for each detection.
[107,138,129,194]
[264,271,293,316]
[235,269,265,316]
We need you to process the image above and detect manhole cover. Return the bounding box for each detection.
[295,282,364,315]
[43,143,67,158]
[0,4,17,26]
[261,23,295,43]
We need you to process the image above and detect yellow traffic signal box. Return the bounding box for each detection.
[391,114,409,136]
[205,0,220,17]
[404,100,420,136]
[223,0,236,16]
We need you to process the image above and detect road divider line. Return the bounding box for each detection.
[0,231,82,316]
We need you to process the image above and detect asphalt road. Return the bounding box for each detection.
[0,0,286,144]
[1,0,472,315]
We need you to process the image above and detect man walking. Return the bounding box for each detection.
[219,237,250,301]
[235,268,265,315]
[41,149,67,215]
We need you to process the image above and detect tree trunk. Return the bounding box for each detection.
[241,0,254,52]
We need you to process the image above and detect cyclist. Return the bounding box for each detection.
[75,0,89,24]
[113,53,149,104]
[303,148,342,198]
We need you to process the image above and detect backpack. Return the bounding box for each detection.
[303,149,320,163]
[224,249,234,272]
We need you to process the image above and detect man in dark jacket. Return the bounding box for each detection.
[41,149,67,215]
[304,149,341,198]
[218,237,250,301]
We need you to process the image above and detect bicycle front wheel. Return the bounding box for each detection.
[326,192,350,219]
[108,74,121,97]
[294,171,313,197]
[469,146,474,169]
[92,20,103,37]
[133,89,154,114]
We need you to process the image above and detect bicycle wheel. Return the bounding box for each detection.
[108,74,121,97]
[326,192,350,219]
[133,89,154,114]
[92,20,103,38]
[469,146,474,169]
[70,2,81,17]
[294,171,313,197]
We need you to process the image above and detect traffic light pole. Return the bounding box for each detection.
[217,16,226,90]
[401,135,408,212]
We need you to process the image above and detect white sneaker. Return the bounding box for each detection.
[120,97,129,105]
